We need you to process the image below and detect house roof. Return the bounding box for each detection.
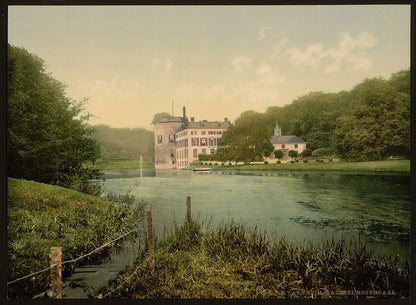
[271,135,306,144]
[187,121,230,129]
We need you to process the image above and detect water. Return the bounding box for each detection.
[102,168,410,260]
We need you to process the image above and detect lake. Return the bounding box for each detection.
[101,169,410,260]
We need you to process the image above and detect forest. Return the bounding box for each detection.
[216,69,410,162]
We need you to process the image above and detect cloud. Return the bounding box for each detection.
[256,64,285,86]
[258,26,275,40]
[285,31,378,73]
[231,55,252,72]
[152,57,174,72]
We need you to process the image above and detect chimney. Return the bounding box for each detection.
[190,117,195,122]
[183,106,186,121]
[224,118,228,122]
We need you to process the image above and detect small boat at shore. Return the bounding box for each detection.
[193,168,211,172]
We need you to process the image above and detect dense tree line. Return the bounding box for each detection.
[92,125,154,161]
[218,69,410,162]
[8,44,101,194]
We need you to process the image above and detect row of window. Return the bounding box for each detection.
[178,130,222,138]
[176,148,216,160]
[157,134,223,145]
[278,144,299,149]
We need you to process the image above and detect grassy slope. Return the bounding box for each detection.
[193,160,410,174]
[7,178,139,298]
[100,221,409,299]
[87,158,155,170]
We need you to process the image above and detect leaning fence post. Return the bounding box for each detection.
[50,247,62,299]
[147,211,155,268]
[186,196,191,231]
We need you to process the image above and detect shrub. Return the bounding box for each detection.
[276,161,281,164]
[274,150,284,159]
[312,148,334,158]
[290,160,295,164]
[288,150,298,159]
[303,160,308,163]
[301,149,312,158]
[264,161,268,165]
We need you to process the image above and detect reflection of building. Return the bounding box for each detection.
[154,107,230,169]
[271,123,306,154]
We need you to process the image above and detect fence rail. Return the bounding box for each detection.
[7,227,140,286]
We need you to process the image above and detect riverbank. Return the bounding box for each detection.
[99,220,410,299]
[7,178,143,298]
[191,159,410,174]
[87,158,155,171]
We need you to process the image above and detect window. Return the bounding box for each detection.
[157,135,163,144]
[210,149,215,155]
[169,135,174,143]
[200,138,207,146]
[202,148,206,154]
[184,139,188,147]
[295,144,298,149]
[170,149,174,157]
[193,149,198,158]
[209,138,215,146]
[192,138,199,146]
[201,131,206,135]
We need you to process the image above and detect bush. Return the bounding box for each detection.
[288,150,298,159]
[274,150,284,159]
[264,161,268,165]
[312,148,334,158]
[276,161,281,164]
[303,160,308,163]
[301,149,312,158]
[290,160,295,164]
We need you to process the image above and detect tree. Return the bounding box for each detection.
[7,44,101,194]
[274,150,284,159]
[218,111,274,163]
[334,75,410,160]
[151,112,171,125]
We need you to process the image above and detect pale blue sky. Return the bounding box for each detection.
[8,5,410,129]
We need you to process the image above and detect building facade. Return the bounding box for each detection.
[271,123,307,154]
[154,107,230,169]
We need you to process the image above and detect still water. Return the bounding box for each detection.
[102,169,410,260]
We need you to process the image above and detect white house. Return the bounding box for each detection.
[271,123,306,154]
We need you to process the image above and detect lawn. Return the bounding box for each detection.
[193,159,410,174]
[87,158,155,170]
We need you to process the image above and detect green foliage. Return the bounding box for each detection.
[7,178,142,298]
[334,72,410,161]
[101,220,409,299]
[7,45,101,193]
[288,150,298,159]
[274,150,284,159]
[218,111,274,164]
[312,148,334,158]
[91,125,154,161]
[301,149,312,158]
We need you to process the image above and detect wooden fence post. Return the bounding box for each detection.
[147,211,155,268]
[186,196,191,231]
[50,247,62,299]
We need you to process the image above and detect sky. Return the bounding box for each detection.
[8,5,410,130]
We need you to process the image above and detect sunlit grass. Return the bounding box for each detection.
[194,159,410,174]
[87,158,155,170]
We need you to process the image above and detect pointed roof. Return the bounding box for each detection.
[271,135,306,144]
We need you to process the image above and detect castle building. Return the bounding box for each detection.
[154,107,230,169]
[271,123,307,154]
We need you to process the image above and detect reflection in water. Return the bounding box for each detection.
[102,169,410,259]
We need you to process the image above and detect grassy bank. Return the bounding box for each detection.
[7,178,143,298]
[100,221,409,299]
[87,158,154,170]
[193,159,410,174]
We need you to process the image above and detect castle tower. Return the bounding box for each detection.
[154,117,183,169]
